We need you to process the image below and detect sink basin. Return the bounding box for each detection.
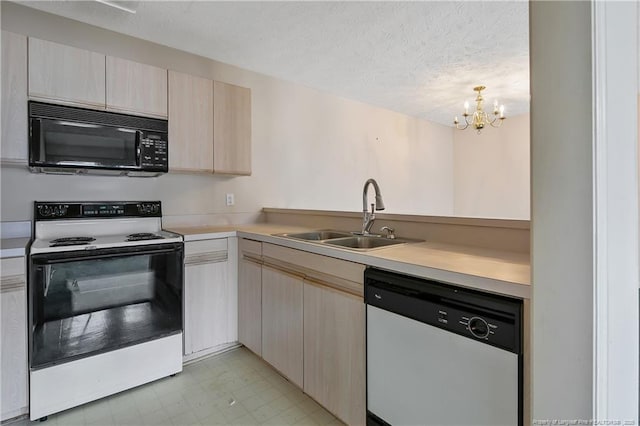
[323,236,407,250]
[274,230,422,251]
[276,230,353,241]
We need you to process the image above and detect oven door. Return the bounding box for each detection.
[28,243,183,370]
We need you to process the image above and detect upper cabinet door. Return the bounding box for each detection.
[28,38,106,108]
[213,81,251,175]
[1,31,28,163]
[168,71,214,172]
[106,56,167,118]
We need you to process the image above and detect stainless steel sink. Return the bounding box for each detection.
[276,230,353,241]
[323,236,407,250]
[274,230,420,251]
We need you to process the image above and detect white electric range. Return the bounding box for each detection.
[28,201,184,421]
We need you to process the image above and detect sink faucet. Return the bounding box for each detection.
[361,178,385,235]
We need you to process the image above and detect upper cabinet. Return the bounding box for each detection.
[1,31,28,164]
[168,71,214,172]
[106,56,168,118]
[28,39,167,119]
[213,81,252,175]
[168,76,252,176]
[28,37,105,108]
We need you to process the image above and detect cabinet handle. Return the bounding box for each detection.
[262,263,305,280]
[242,255,263,266]
[184,251,227,265]
[0,275,26,292]
[304,276,362,299]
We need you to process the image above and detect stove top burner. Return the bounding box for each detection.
[126,233,164,242]
[49,237,96,247]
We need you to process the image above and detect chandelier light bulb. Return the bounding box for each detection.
[464,101,469,115]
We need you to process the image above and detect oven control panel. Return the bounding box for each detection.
[36,203,69,218]
[35,201,163,220]
[137,202,160,215]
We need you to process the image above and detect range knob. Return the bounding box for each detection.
[39,205,52,217]
[468,317,490,339]
[138,203,159,215]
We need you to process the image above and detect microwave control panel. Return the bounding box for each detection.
[140,135,168,171]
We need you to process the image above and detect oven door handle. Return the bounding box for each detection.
[30,245,183,264]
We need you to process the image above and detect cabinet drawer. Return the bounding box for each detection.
[0,257,25,291]
[262,243,365,295]
[185,238,227,258]
[239,238,262,258]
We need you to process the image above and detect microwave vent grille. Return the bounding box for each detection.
[29,101,168,133]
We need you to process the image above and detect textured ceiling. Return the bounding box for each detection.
[17,1,530,126]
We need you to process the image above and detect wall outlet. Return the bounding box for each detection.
[225,193,235,206]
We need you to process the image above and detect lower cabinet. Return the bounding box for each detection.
[303,280,366,426]
[1,256,28,421]
[183,238,237,358]
[236,240,366,425]
[260,243,366,425]
[238,256,262,356]
[261,265,304,388]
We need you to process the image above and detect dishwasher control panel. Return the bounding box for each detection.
[365,268,522,354]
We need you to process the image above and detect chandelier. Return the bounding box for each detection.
[454,86,505,133]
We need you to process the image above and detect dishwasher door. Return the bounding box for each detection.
[367,305,519,426]
[365,268,522,426]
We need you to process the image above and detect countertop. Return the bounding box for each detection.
[167,224,531,299]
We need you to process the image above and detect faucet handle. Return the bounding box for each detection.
[380,226,396,239]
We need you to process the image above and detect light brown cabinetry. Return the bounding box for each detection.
[168,78,252,175]
[0,256,28,421]
[168,71,214,172]
[1,31,28,164]
[304,280,365,426]
[183,239,237,359]
[238,239,263,356]
[213,81,251,175]
[28,37,105,108]
[257,243,366,425]
[261,264,304,388]
[28,39,168,119]
[106,56,168,118]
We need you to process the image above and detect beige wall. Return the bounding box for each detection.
[453,113,530,219]
[0,2,455,223]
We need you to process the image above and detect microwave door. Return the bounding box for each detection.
[31,118,139,170]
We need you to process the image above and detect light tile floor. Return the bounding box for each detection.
[5,347,343,426]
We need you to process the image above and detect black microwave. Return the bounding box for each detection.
[29,101,168,177]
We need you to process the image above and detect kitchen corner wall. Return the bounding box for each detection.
[0,2,530,223]
[453,113,530,219]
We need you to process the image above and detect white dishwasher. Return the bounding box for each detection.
[365,268,523,426]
